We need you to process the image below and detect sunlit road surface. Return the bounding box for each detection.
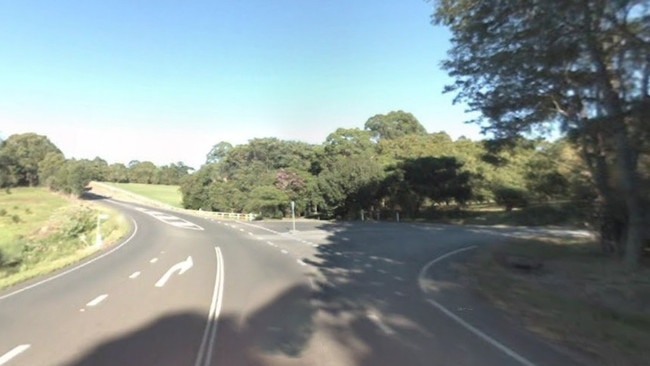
[0,199,588,365]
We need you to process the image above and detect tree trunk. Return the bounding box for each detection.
[615,127,645,270]
[584,15,644,269]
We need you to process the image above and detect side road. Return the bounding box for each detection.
[418,247,589,366]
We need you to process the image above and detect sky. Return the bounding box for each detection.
[0,0,482,169]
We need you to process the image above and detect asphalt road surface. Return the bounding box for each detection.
[0,198,590,366]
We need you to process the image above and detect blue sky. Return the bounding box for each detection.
[1,0,481,169]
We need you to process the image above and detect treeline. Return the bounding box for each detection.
[181,110,590,220]
[0,132,192,196]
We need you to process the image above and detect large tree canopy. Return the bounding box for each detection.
[433,0,650,268]
[0,133,62,186]
[364,110,428,140]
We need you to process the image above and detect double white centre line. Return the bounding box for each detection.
[194,246,225,366]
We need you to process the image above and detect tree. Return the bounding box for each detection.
[364,110,427,140]
[128,161,159,184]
[388,157,472,208]
[0,133,62,186]
[89,157,109,182]
[38,152,66,190]
[107,163,129,183]
[433,0,650,268]
[493,187,529,212]
[244,186,289,219]
[317,155,384,218]
[56,159,93,196]
[180,164,218,210]
[206,141,233,164]
[323,128,376,158]
[159,162,193,185]
[208,181,244,212]
[0,152,16,188]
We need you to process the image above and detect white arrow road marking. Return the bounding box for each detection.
[0,345,30,365]
[155,256,193,288]
[87,294,108,307]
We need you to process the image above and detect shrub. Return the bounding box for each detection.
[11,214,21,223]
[61,208,95,238]
[0,208,6,216]
[493,187,529,212]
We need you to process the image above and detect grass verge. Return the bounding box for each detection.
[0,187,130,290]
[430,202,591,227]
[462,237,650,365]
[101,182,183,208]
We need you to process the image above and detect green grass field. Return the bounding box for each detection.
[103,182,183,208]
[0,187,130,289]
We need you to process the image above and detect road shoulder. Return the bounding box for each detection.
[419,246,590,366]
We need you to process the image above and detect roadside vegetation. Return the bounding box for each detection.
[0,187,130,290]
[462,238,650,365]
[0,0,647,359]
[102,182,183,208]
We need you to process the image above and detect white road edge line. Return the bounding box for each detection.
[281,249,288,254]
[129,271,141,279]
[297,259,307,266]
[0,344,30,365]
[0,216,139,301]
[418,246,537,366]
[150,258,158,263]
[86,294,108,307]
[195,247,224,366]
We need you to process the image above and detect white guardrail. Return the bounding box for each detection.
[91,182,256,221]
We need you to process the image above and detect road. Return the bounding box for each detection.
[0,198,589,366]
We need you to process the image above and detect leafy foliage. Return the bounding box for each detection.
[364,110,427,140]
[433,0,650,267]
[493,187,529,212]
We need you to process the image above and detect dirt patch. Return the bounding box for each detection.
[459,237,650,366]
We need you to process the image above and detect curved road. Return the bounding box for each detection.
[0,198,588,365]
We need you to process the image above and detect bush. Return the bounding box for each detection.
[0,247,21,269]
[61,208,95,239]
[493,187,529,212]
[11,214,21,223]
[0,208,6,216]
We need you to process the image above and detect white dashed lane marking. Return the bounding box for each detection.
[0,344,31,365]
[86,294,108,307]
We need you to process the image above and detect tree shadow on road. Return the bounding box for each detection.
[65,285,315,366]
[64,221,588,366]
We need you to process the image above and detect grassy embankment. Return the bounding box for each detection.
[0,187,130,290]
[462,237,650,365]
[101,182,183,208]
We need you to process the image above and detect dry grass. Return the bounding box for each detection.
[464,237,650,366]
